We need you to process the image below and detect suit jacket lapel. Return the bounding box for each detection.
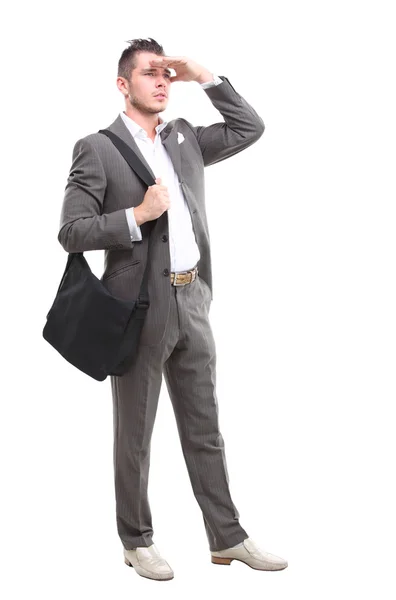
[160,127,199,217]
[159,125,182,184]
[105,114,183,185]
[105,115,156,180]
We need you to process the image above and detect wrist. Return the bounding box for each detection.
[194,70,214,85]
[133,205,147,227]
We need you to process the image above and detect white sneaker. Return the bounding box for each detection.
[211,537,288,571]
[124,544,174,580]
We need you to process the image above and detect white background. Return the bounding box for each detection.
[1,0,395,598]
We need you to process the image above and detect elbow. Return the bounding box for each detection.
[58,224,75,253]
[244,117,265,143]
[58,227,67,252]
[255,118,265,140]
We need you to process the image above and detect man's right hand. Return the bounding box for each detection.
[134,178,170,226]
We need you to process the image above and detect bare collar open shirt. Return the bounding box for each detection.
[120,74,223,273]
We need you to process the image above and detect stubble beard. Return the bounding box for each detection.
[127,92,163,116]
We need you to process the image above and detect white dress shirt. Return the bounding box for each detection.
[121,73,223,273]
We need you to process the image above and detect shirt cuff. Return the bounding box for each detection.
[200,74,223,89]
[125,208,142,241]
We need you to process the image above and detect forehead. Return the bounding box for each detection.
[135,52,171,74]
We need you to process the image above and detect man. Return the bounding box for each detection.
[58,38,287,581]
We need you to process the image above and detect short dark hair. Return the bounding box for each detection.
[118,37,165,81]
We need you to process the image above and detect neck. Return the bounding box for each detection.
[123,108,163,139]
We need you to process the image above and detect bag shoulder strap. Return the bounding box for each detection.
[97,129,159,307]
[98,129,156,188]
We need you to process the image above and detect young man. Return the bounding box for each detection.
[58,37,287,581]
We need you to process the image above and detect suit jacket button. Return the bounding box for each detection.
[161,234,168,242]
[163,268,169,276]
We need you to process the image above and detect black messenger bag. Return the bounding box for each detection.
[43,130,157,381]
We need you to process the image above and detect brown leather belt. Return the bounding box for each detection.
[170,265,198,286]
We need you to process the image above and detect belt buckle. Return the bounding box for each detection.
[173,272,188,286]
[172,267,197,286]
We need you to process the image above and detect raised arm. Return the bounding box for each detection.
[147,56,265,167]
[184,75,265,167]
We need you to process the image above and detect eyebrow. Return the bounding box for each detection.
[141,67,172,75]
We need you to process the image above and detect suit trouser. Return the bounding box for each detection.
[110,272,249,552]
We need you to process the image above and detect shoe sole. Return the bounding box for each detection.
[124,558,174,580]
[211,556,288,571]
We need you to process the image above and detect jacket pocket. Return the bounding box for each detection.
[102,259,141,281]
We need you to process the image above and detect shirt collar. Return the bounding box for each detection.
[120,111,168,140]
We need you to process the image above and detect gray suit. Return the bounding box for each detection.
[58,76,265,551]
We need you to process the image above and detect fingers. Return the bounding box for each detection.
[153,177,167,191]
[150,57,187,67]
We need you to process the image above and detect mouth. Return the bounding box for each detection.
[154,93,167,99]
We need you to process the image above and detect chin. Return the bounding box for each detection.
[153,103,167,111]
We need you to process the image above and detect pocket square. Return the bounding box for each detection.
[177,132,185,144]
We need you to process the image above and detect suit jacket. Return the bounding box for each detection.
[58,75,265,346]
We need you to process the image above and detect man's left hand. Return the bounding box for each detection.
[149,56,213,85]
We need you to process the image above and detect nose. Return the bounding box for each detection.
[156,73,169,84]
[156,81,168,93]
